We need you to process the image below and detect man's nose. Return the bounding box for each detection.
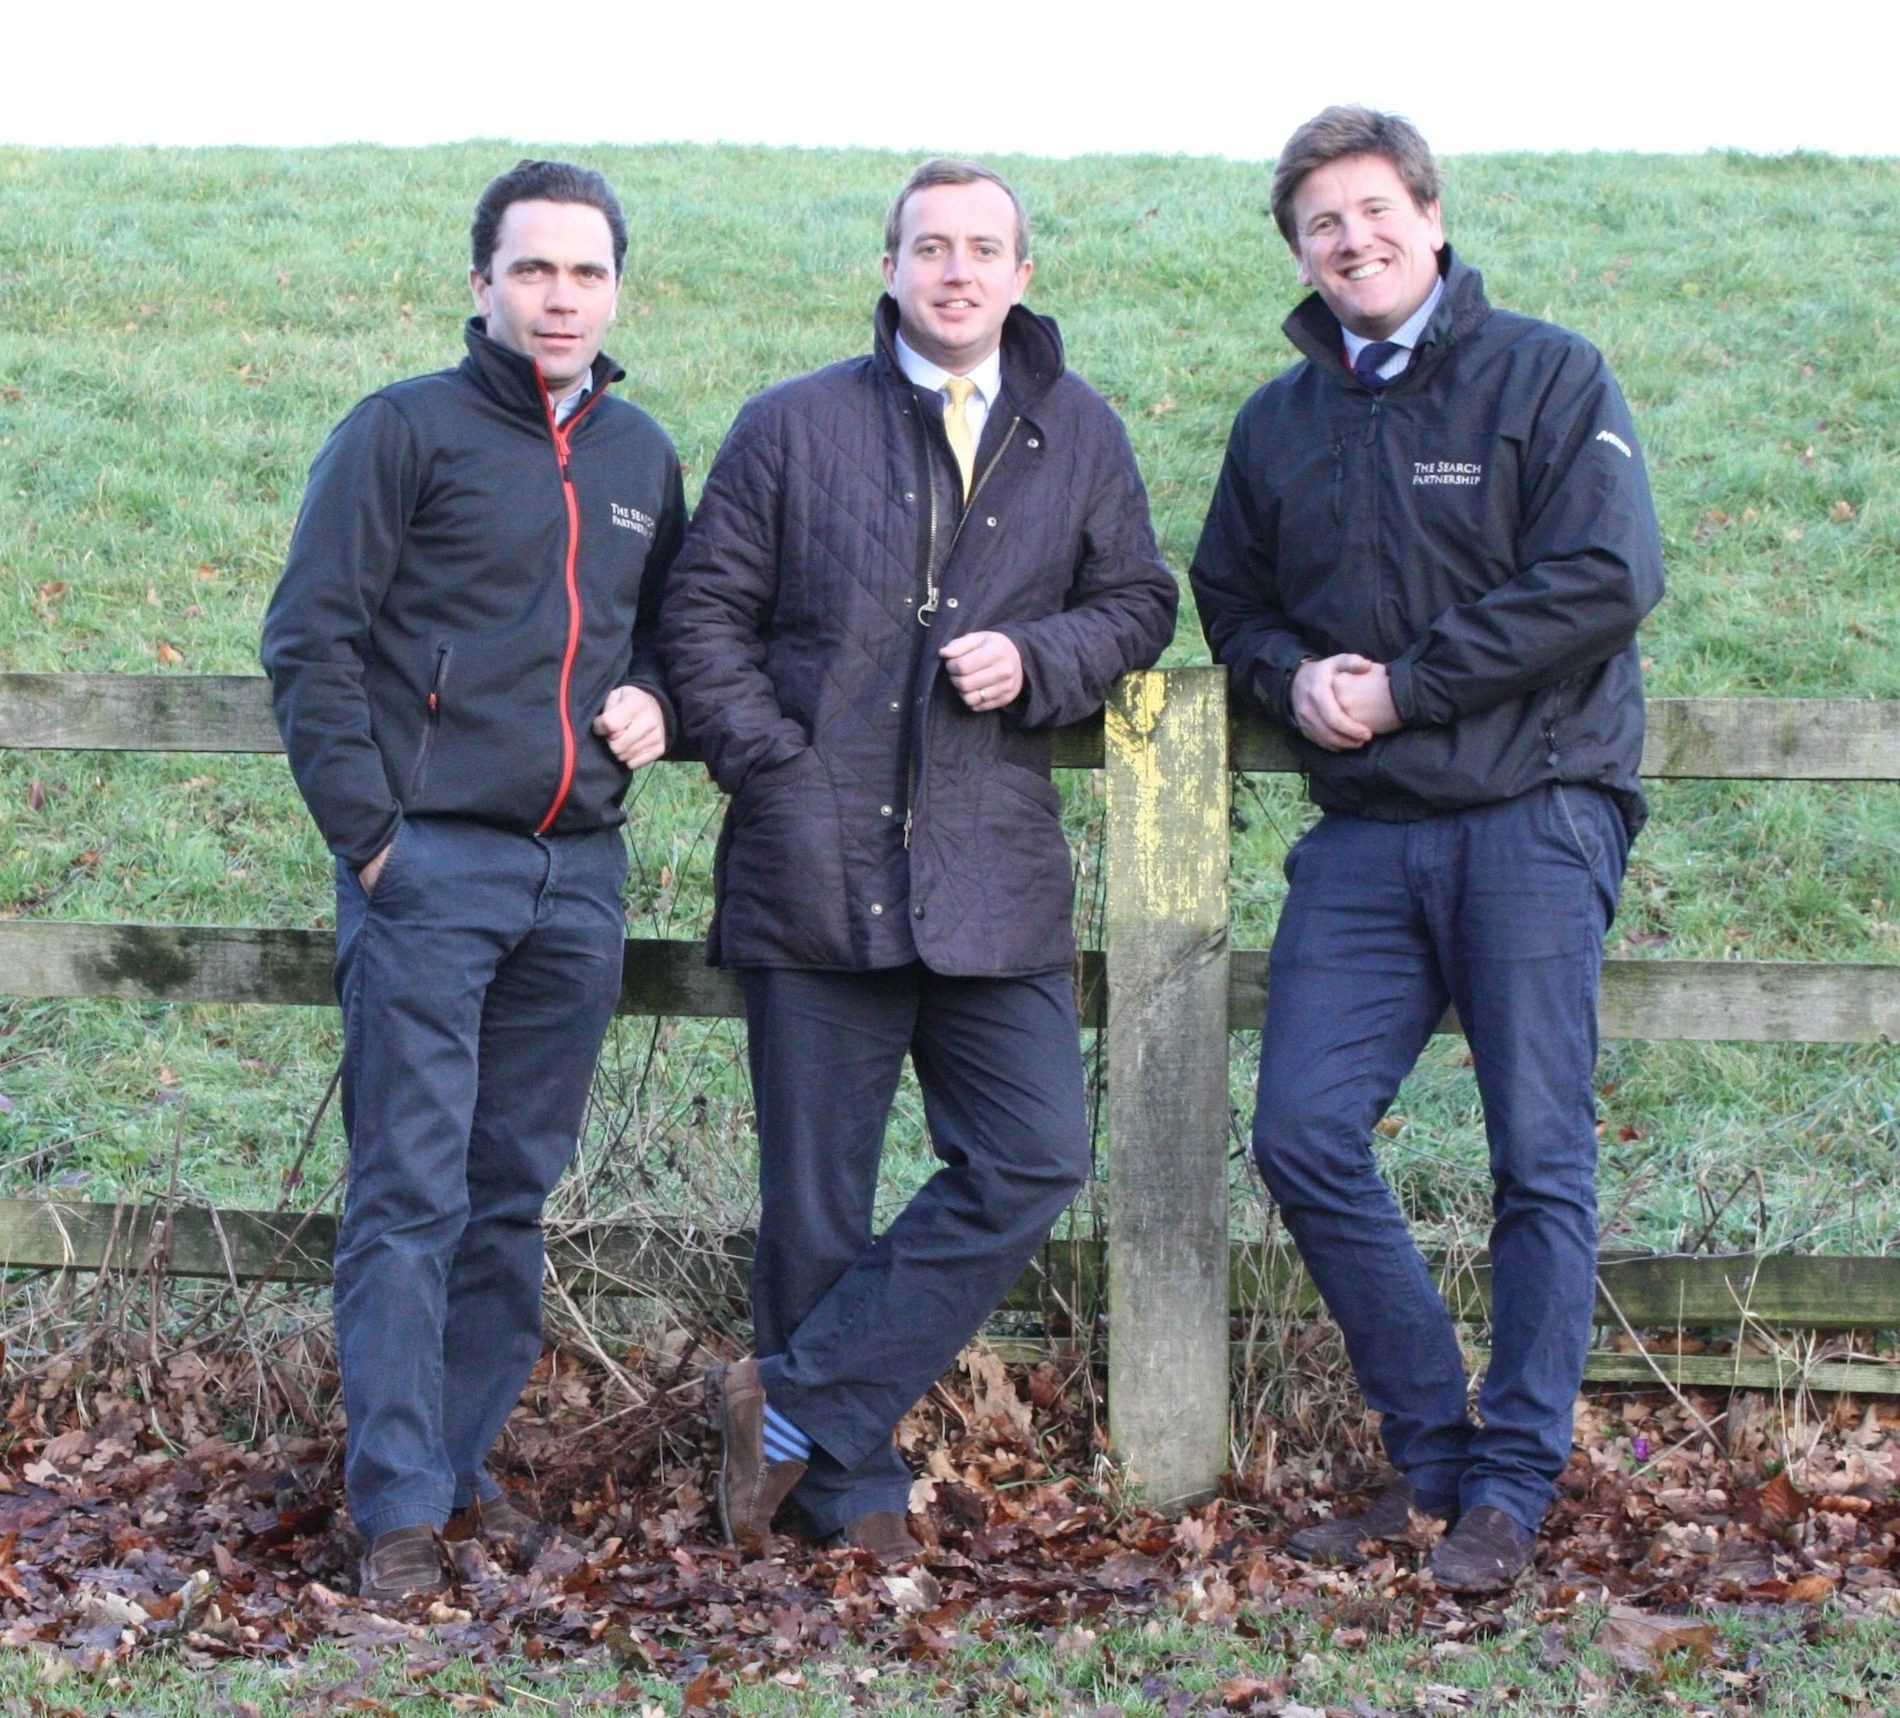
[941,245,975,280]
[544,270,581,310]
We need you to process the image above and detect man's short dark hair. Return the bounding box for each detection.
[1269,106,1442,246]
[471,159,628,280]
[884,157,1031,264]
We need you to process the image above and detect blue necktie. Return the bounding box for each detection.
[1352,340,1404,390]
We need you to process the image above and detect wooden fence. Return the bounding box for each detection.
[3,670,1899,1508]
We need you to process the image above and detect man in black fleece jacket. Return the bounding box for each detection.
[1191,108,1663,1592]
[262,161,683,1604]
[664,158,1177,1563]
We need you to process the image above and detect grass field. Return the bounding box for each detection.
[4,142,1899,1257]
[4,1602,1899,1715]
[3,138,1900,1713]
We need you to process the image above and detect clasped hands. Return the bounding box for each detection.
[1292,654,1401,752]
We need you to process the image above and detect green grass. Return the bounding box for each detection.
[5,1601,1898,1715]
[3,141,1900,1249]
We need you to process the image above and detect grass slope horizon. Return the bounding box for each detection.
[1,142,1899,1260]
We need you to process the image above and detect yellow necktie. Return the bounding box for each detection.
[943,377,977,500]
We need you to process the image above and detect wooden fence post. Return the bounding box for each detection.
[1104,667,1231,1508]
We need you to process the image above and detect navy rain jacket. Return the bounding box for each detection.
[1191,249,1664,834]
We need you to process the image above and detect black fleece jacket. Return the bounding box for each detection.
[1191,250,1663,833]
[262,320,684,869]
[662,297,1178,977]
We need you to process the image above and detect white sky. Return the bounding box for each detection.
[10,0,1897,157]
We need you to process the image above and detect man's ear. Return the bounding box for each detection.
[469,265,491,313]
[881,252,897,292]
[1292,244,1314,289]
[1011,257,1034,305]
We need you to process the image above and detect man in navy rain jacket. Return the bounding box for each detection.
[1192,107,1663,1592]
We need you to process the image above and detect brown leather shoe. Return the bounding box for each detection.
[449,1490,549,1548]
[358,1524,447,1604]
[706,1357,806,1550]
[823,1510,923,1566]
[1288,1475,1452,1567]
[1430,1505,1535,1592]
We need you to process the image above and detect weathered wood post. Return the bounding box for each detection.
[1104,667,1230,1508]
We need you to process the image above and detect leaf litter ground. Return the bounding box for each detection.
[3,1337,1898,1703]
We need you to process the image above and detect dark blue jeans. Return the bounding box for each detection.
[744,965,1090,1535]
[1253,785,1628,1534]
[331,816,627,1541]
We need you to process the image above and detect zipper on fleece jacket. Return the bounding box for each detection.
[533,374,605,835]
[408,642,451,796]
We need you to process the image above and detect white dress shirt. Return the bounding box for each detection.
[1340,275,1445,384]
[894,332,1003,447]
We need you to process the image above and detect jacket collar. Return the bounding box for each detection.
[1281,245,1491,386]
[871,295,1065,415]
[459,317,626,418]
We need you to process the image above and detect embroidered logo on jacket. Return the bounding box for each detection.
[1412,461,1483,487]
[1595,429,1633,458]
[610,502,655,538]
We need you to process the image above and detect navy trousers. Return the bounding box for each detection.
[744,964,1090,1535]
[1253,784,1628,1533]
[331,815,626,1540]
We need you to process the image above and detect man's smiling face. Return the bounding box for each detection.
[1289,152,1444,341]
[881,179,1032,374]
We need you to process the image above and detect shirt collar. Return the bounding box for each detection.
[552,375,593,426]
[893,331,1003,409]
[1339,274,1446,363]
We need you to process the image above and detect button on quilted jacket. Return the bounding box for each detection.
[662,297,1179,977]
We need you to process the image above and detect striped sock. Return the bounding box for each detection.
[761,1399,813,1465]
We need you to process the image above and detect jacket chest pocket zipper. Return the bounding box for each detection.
[409,644,450,795]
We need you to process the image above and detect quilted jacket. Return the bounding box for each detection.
[662,297,1179,976]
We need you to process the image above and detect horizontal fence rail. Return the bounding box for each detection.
[8,673,1900,780]
[4,924,1896,1047]
[5,1200,1894,1398]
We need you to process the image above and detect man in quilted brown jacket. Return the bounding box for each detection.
[663,157,1178,1562]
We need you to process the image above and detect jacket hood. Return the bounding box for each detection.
[1282,246,1492,384]
[871,295,1066,413]
[461,317,627,417]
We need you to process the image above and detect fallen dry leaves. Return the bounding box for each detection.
[0,1337,1895,1698]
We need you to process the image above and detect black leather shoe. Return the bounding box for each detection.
[1430,1504,1536,1592]
[358,1524,447,1604]
[1288,1474,1452,1567]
